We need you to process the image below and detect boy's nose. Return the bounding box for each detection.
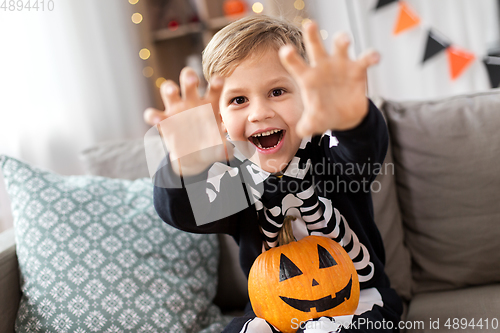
[247,100,275,122]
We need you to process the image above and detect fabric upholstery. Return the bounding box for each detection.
[80,138,251,310]
[0,155,231,333]
[406,284,500,333]
[382,89,500,293]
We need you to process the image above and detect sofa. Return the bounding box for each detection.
[1,89,500,333]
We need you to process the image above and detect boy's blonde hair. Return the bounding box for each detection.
[202,15,307,81]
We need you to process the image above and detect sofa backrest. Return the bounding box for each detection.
[381,89,500,294]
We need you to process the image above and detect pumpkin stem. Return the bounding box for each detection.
[278,216,296,246]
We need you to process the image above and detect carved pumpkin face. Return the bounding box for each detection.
[248,236,359,333]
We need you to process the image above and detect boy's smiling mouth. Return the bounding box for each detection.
[249,129,285,151]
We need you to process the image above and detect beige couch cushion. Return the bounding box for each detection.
[406,284,500,333]
[382,89,500,294]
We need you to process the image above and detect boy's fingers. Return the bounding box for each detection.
[180,67,200,101]
[356,49,381,71]
[144,107,167,126]
[279,45,308,79]
[205,75,225,109]
[303,21,328,66]
[332,32,351,59]
[296,112,318,138]
[160,80,181,112]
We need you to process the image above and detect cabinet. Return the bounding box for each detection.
[132,0,306,109]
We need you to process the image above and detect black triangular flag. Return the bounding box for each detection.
[422,29,451,63]
[487,47,500,57]
[484,56,500,88]
[374,0,398,10]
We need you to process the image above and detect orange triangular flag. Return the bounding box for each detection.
[446,47,476,80]
[393,1,421,35]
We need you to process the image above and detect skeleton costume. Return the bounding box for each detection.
[153,101,402,332]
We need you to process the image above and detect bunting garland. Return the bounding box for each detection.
[374,0,500,86]
[484,56,500,88]
[374,0,398,10]
[422,30,450,63]
[393,1,420,35]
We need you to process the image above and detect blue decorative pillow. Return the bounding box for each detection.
[0,155,231,333]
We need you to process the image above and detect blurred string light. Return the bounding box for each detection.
[143,66,154,78]
[139,48,151,60]
[293,15,303,25]
[156,77,167,88]
[292,0,311,30]
[128,0,159,90]
[320,29,328,40]
[131,13,143,24]
[294,0,305,11]
[252,2,263,13]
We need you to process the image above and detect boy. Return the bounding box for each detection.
[145,15,402,332]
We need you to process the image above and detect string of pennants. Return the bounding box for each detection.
[375,0,500,87]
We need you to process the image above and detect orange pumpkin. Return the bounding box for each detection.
[248,235,360,333]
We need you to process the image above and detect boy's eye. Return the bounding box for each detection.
[271,89,285,97]
[230,96,247,105]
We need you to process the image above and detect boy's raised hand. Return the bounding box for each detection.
[143,68,229,176]
[279,21,380,138]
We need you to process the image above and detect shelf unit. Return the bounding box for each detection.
[134,0,304,109]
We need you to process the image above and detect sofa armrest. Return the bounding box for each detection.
[0,228,20,333]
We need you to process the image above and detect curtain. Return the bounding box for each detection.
[307,0,500,101]
[0,0,152,232]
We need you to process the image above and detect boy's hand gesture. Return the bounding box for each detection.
[144,68,228,176]
[279,21,380,137]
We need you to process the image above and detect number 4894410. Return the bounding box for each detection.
[444,318,499,330]
[1,0,55,11]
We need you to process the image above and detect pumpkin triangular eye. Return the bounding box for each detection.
[279,253,303,282]
[318,244,337,268]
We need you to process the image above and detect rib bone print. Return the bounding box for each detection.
[205,132,374,283]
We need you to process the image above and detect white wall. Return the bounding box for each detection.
[306,0,500,101]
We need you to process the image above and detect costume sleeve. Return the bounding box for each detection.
[324,99,388,182]
[152,155,248,237]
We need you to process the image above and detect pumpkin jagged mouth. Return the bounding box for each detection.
[279,276,352,313]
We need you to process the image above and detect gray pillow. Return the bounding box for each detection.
[0,155,231,332]
[382,89,500,294]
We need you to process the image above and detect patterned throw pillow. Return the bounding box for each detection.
[0,155,232,333]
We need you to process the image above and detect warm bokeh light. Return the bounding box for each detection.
[131,13,143,24]
[139,48,151,60]
[143,66,154,78]
[156,77,166,88]
[294,0,305,11]
[293,15,303,25]
[252,2,263,13]
[128,0,139,4]
[320,29,329,40]
[301,18,312,27]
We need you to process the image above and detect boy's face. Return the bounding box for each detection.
[219,48,304,173]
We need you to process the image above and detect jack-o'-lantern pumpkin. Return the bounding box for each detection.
[248,219,359,333]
